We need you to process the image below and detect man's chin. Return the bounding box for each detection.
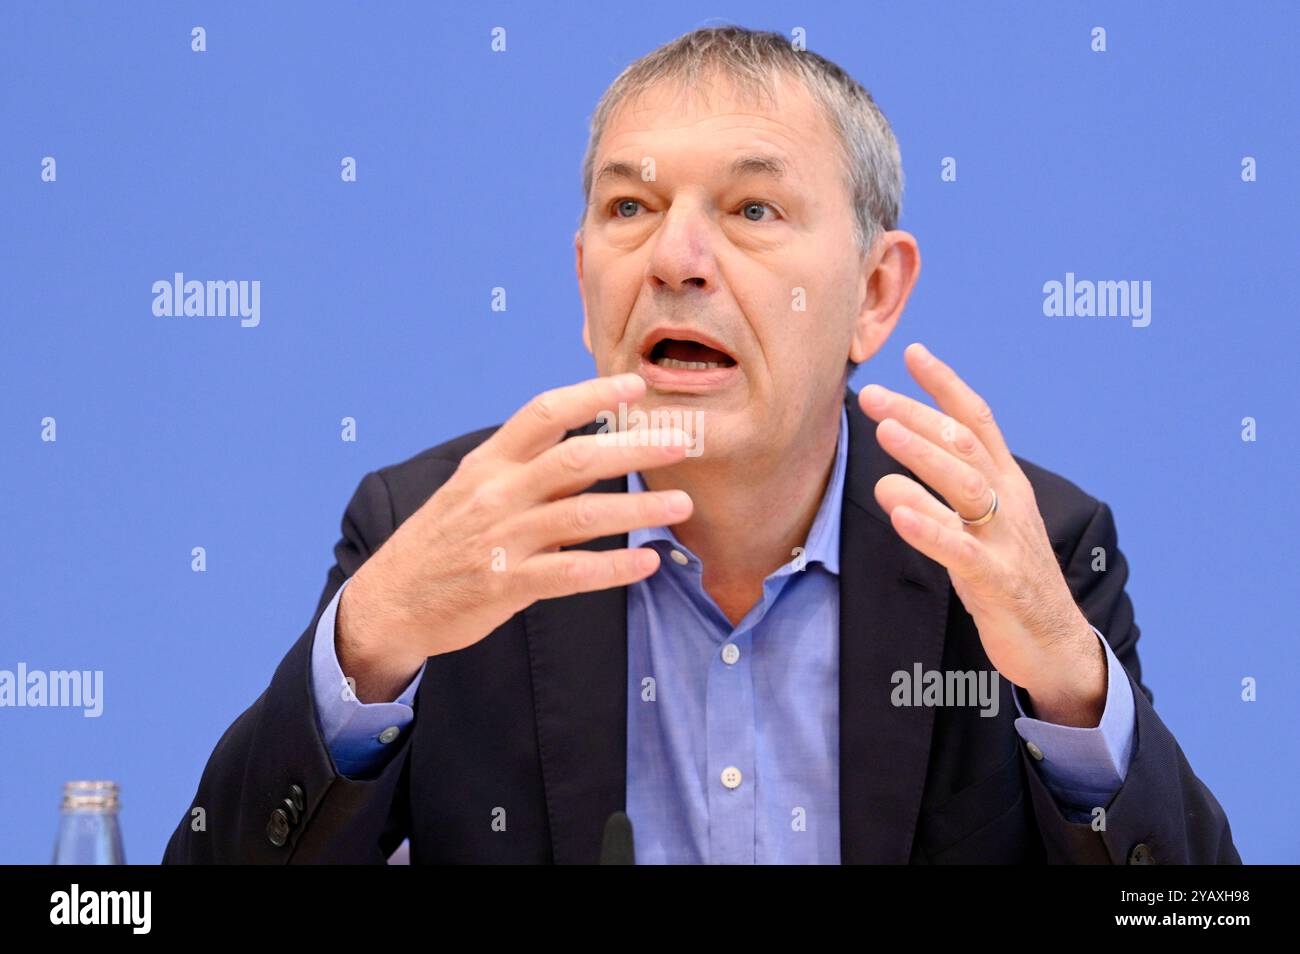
[625,398,760,466]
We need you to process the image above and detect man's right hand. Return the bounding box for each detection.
[335,373,693,702]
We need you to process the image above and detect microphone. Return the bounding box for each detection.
[599,811,636,865]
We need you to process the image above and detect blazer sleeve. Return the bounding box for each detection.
[1023,498,1242,864]
[162,469,415,864]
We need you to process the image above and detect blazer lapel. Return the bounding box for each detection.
[838,389,953,863]
[522,468,629,865]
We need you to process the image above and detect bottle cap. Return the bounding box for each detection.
[61,780,120,812]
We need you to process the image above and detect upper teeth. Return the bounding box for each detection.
[657,357,725,370]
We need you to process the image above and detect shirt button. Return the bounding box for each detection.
[720,766,743,789]
[378,726,400,744]
[1026,741,1044,761]
[669,549,689,566]
[721,643,741,665]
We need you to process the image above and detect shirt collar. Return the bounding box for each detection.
[626,404,847,576]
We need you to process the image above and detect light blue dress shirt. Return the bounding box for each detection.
[309,405,1136,859]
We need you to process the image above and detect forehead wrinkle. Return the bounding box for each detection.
[599,120,817,184]
[606,106,818,149]
[598,93,835,191]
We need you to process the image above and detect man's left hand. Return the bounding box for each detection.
[858,342,1106,728]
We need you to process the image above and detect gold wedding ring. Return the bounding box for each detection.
[960,486,998,527]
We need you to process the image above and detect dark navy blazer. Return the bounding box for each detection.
[164,390,1241,864]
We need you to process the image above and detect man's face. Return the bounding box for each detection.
[576,70,873,464]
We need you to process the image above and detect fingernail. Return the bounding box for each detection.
[882,418,909,443]
[613,373,644,394]
[663,490,692,516]
[862,384,887,409]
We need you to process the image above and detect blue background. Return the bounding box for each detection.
[2,0,1296,864]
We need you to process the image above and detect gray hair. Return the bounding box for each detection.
[579,25,904,255]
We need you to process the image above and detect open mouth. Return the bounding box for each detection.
[643,334,738,371]
[637,328,740,392]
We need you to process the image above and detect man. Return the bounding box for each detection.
[165,26,1239,864]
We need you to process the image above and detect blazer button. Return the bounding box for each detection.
[1128,843,1154,865]
[289,784,305,815]
[282,797,301,827]
[266,808,291,847]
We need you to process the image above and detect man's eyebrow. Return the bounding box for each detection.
[592,160,641,189]
[592,154,789,190]
[729,154,787,179]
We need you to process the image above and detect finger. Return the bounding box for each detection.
[518,429,692,502]
[512,489,693,550]
[887,503,986,579]
[488,373,646,463]
[874,417,993,523]
[519,546,662,601]
[858,383,997,476]
[902,343,1015,469]
[873,473,961,530]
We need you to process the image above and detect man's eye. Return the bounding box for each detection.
[612,199,642,218]
[739,201,777,222]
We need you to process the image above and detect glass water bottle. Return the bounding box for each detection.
[52,780,125,865]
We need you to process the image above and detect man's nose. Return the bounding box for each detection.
[645,203,717,292]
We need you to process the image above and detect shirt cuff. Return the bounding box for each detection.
[1011,625,1136,814]
[310,577,426,777]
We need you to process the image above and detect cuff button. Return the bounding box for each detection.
[266,808,291,847]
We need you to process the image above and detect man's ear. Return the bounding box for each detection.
[575,228,592,354]
[849,230,921,365]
